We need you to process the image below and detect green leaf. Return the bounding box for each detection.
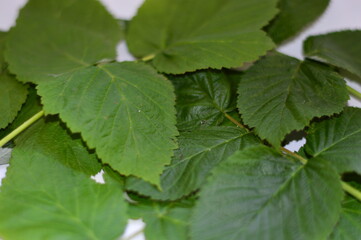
[304,30,361,79]
[129,198,194,240]
[126,126,259,201]
[37,62,178,186]
[5,0,122,84]
[303,107,361,174]
[237,52,348,147]
[265,0,330,44]
[0,121,127,240]
[0,32,28,129]
[329,191,361,240]
[126,0,278,74]
[170,70,238,131]
[191,145,343,240]
[0,86,42,139]
[0,72,28,129]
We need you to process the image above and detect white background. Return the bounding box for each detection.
[1,0,361,239]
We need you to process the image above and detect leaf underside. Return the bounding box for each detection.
[265,0,330,44]
[304,30,361,79]
[191,145,343,240]
[237,52,348,147]
[126,0,278,74]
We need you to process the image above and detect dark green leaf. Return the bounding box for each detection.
[0,86,42,139]
[5,0,122,83]
[0,32,28,129]
[126,0,278,74]
[303,107,361,174]
[265,0,330,44]
[129,198,194,240]
[191,145,343,240]
[237,52,348,147]
[170,70,237,131]
[304,30,361,79]
[329,191,361,240]
[126,126,259,201]
[37,62,178,186]
[0,121,127,240]
[0,72,28,129]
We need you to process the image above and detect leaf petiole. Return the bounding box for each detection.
[224,112,361,202]
[347,85,361,101]
[0,110,44,148]
[141,54,155,62]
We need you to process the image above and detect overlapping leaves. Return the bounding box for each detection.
[126,0,278,74]
[303,107,361,174]
[5,0,178,186]
[304,30,361,78]
[237,52,348,147]
[126,126,259,200]
[0,32,27,129]
[0,121,127,240]
[191,146,343,240]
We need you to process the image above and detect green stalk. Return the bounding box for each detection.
[341,182,361,202]
[121,227,144,240]
[0,110,44,148]
[141,54,155,62]
[347,85,361,101]
[224,112,361,202]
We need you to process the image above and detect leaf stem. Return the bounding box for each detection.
[347,85,361,101]
[141,54,155,62]
[223,112,361,202]
[223,113,248,131]
[342,182,361,202]
[0,110,44,148]
[121,227,144,240]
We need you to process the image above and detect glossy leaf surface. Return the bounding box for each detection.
[237,52,348,146]
[170,70,237,131]
[126,0,278,74]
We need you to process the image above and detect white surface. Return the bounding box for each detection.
[0,0,361,239]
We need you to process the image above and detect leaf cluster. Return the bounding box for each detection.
[1,0,361,239]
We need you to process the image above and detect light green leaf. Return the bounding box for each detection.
[5,0,122,83]
[303,107,361,174]
[191,145,343,240]
[237,52,348,147]
[37,62,178,186]
[126,126,259,201]
[170,70,238,131]
[0,32,28,129]
[126,0,278,74]
[304,30,361,79]
[329,190,361,240]
[129,198,194,240]
[265,0,330,44]
[0,121,127,240]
